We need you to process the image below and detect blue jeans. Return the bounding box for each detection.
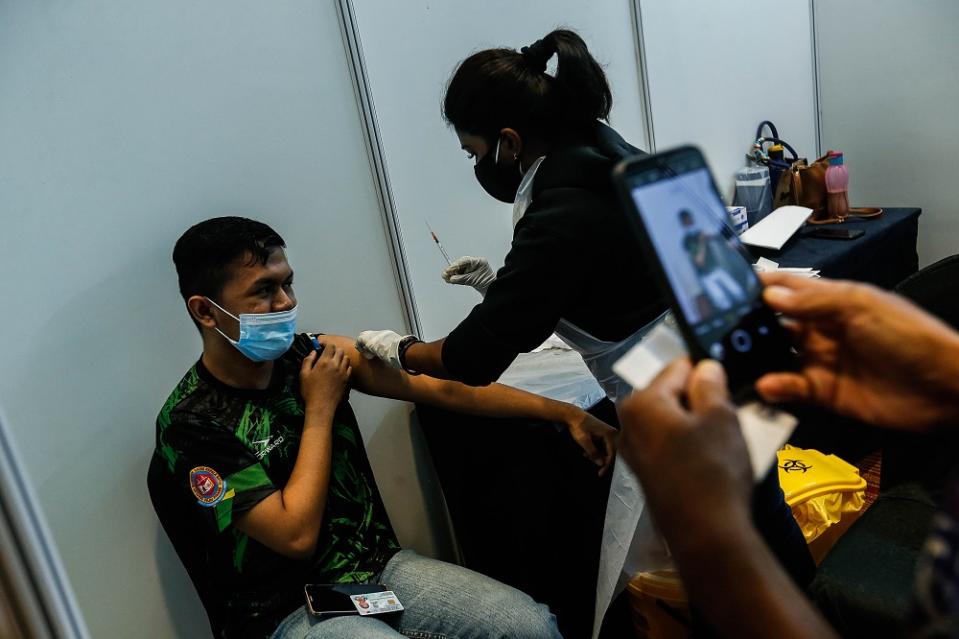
[271,550,562,639]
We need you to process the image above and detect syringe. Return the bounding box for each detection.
[425,220,452,266]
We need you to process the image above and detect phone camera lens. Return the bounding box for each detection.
[731,329,752,353]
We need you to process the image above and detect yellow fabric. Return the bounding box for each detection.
[791,487,866,543]
[777,445,867,544]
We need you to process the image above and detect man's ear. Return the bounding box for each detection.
[187,296,218,329]
[498,127,523,163]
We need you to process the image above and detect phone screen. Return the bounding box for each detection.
[305,587,355,614]
[618,147,795,392]
[304,583,388,617]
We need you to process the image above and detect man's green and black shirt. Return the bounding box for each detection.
[151,337,400,638]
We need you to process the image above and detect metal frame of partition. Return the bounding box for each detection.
[630,0,658,153]
[809,0,825,157]
[335,0,423,337]
[0,411,89,639]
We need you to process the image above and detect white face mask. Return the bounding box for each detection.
[206,298,298,362]
[512,156,546,227]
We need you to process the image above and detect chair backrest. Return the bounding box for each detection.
[894,254,959,329]
[146,455,219,635]
[885,254,959,494]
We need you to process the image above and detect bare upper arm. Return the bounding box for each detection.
[316,334,441,402]
[315,334,368,371]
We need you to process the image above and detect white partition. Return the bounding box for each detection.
[815,0,959,266]
[0,409,88,638]
[350,0,651,339]
[639,0,819,199]
[0,1,451,636]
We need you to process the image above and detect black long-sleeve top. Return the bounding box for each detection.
[442,124,668,386]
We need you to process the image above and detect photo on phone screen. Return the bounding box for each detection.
[628,164,760,349]
[615,146,795,393]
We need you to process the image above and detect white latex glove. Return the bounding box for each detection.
[442,256,496,296]
[355,330,409,369]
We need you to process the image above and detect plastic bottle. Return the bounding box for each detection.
[824,151,850,219]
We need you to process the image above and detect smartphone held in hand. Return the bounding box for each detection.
[613,146,797,397]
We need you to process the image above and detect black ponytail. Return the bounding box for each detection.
[443,29,612,144]
[551,31,612,123]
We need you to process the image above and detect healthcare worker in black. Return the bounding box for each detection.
[358,30,664,403]
[357,28,814,629]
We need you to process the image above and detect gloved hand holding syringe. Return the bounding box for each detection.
[427,219,495,297]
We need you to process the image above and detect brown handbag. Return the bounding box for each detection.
[773,153,882,224]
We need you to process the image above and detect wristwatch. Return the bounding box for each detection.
[397,335,423,376]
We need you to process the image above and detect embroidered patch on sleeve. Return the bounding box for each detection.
[190,466,228,507]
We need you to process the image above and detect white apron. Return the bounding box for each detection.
[552,317,675,639]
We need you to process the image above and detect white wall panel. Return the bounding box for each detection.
[815,0,959,266]
[0,2,450,636]
[640,0,819,200]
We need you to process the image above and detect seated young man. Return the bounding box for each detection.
[150,217,616,639]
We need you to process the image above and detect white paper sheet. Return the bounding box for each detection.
[740,205,812,250]
[738,402,798,477]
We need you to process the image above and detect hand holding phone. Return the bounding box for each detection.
[614,146,797,397]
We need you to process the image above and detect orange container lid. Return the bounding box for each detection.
[627,570,687,603]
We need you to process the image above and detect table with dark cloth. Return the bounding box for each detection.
[418,207,921,639]
[750,207,921,288]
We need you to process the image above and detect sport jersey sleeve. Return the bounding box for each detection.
[442,188,594,386]
[161,412,277,534]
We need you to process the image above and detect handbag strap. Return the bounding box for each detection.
[756,120,779,139]
[750,136,800,167]
[756,137,799,161]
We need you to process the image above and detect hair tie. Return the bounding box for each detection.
[520,38,552,73]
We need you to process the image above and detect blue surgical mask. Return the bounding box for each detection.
[206,298,297,362]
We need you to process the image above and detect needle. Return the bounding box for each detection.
[425,220,452,266]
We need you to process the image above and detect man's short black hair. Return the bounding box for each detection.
[173,216,286,303]
[678,209,694,223]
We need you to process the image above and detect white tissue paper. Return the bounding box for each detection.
[753,256,820,278]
